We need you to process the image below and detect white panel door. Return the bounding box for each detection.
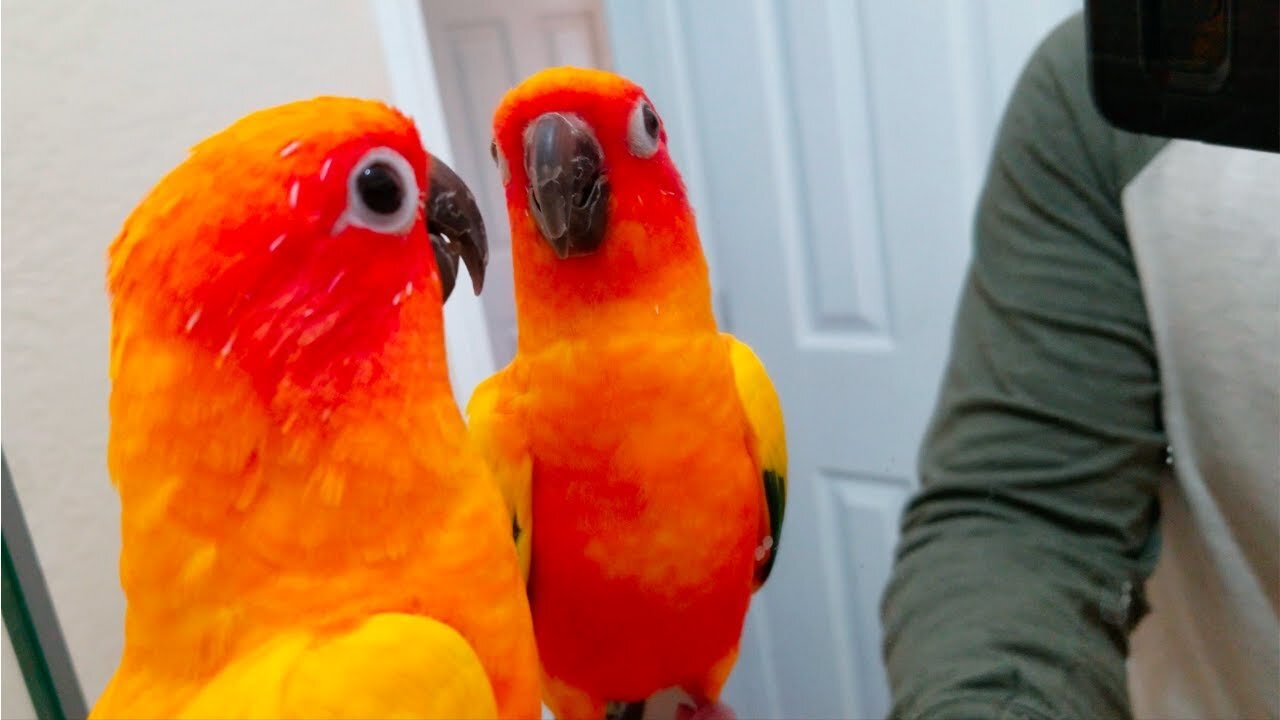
[603,2,1080,718]
[420,0,612,366]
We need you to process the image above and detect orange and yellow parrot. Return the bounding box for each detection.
[92,97,540,720]
[468,68,787,720]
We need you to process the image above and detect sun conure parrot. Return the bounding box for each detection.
[468,67,787,720]
[91,97,540,720]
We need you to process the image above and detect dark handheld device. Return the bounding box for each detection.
[1086,0,1279,152]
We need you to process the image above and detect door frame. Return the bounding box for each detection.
[371,0,498,408]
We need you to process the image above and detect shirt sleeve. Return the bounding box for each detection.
[881,15,1170,720]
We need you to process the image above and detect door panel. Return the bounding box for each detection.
[604,2,1080,717]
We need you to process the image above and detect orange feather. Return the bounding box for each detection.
[476,68,778,719]
[95,98,539,719]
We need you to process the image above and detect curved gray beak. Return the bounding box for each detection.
[426,153,487,301]
[524,112,609,259]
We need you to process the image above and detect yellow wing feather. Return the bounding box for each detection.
[724,334,788,588]
[466,370,533,582]
[176,614,497,720]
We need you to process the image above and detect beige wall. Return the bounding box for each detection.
[1,1,396,710]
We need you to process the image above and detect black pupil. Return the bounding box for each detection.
[643,105,659,138]
[357,162,403,215]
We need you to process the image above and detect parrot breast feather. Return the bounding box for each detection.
[724,335,788,588]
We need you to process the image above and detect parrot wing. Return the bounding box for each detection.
[724,334,788,589]
[466,369,533,582]
[177,613,497,720]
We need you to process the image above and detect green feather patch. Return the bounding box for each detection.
[757,467,786,585]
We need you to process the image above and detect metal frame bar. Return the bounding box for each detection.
[2,450,88,719]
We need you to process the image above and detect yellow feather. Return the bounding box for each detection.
[174,614,497,720]
[724,334,788,587]
[467,368,534,582]
[725,335,786,483]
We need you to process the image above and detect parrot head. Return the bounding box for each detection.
[108,97,487,413]
[491,67,711,322]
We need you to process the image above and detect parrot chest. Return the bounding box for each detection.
[518,335,760,694]
[105,391,540,719]
[521,334,756,527]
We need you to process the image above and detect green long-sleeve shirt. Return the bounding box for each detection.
[882,14,1279,720]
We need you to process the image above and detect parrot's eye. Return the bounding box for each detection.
[342,146,420,236]
[490,138,510,184]
[627,100,661,158]
[359,162,402,213]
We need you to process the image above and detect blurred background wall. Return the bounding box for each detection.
[2,2,396,713]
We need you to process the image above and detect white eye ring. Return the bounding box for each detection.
[627,99,661,158]
[490,139,510,184]
[338,146,420,236]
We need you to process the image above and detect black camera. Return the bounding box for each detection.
[1087,0,1278,152]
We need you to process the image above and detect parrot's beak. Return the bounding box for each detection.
[426,153,488,301]
[524,112,609,259]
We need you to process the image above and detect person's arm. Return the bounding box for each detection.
[881,15,1170,720]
